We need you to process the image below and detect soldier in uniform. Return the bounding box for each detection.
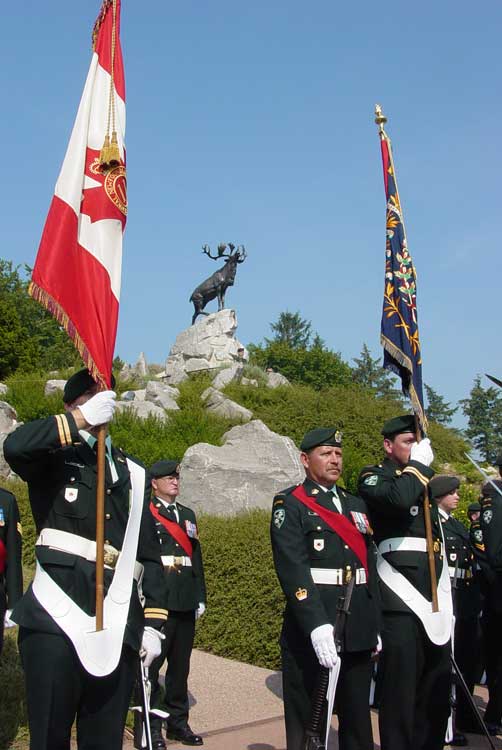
[478,479,502,733]
[357,414,451,750]
[429,475,481,743]
[3,369,168,750]
[145,460,206,748]
[0,486,23,656]
[271,427,380,750]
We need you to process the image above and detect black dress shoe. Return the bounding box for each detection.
[450,732,468,746]
[165,725,203,746]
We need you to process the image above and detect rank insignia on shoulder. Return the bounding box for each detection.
[295,587,308,601]
[311,488,319,495]
[273,498,284,505]
[364,475,378,486]
[410,506,419,516]
[483,509,493,524]
[273,508,286,529]
[350,511,371,534]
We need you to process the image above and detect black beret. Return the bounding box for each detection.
[63,368,116,403]
[150,460,180,479]
[429,475,460,500]
[381,414,416,438]
[495,453,502,467]
[300,427,342,452]
[467,502,481,515]
[481,479,502,499]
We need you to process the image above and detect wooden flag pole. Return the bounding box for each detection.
[95,423,107,630]
[415,416,439,612]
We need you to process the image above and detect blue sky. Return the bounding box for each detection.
[1,1,501,427]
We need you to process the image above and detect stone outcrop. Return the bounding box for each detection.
[144,381,180,411]
[201,387,252,422]
[266,371,290,388]
[115,400,168,421]
[44,379,66,397]
[0,401,20,478]
[211,364,244,390]
[177,420,304,515]
[163,310,245,385]
[115,380,180,420]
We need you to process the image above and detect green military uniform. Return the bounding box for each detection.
[0,487,23,656]
[3,403,168,750]
[357,423,450,750]
[272,434,380,750]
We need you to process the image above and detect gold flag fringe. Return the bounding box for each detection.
[29,281,107,390]
[92,0,113,51]
[381,333,428,434]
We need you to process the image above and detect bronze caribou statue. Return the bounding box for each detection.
[190,243,247,325]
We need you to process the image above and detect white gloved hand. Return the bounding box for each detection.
[310,624,339,669]
[410,438,434,467]
[4,609,16,629]
[195,602,206,620]
[78,390,117,427]
[140,626,164,667]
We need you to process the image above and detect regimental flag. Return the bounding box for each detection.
[375,105,427,432]
[29,0,127,388]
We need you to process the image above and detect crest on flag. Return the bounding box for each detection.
[375,105,427,433]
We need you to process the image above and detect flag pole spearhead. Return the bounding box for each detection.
[374,104,388,134]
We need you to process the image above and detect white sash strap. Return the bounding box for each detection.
[32,459,145,676]
[376,529,452,645]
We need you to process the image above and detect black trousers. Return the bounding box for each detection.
[482,602,502,724]
[281,639,374,750]
[378,612,450,750]
[454,615,481,730]
[19,627,137,750]
[149,609,195,730]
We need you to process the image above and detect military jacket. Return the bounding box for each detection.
[478,494,502,613]
[440,511,480,621]
[150,497,206,612]
[357,457,443,612]
[270,478,380,654]
[3,412,168,649]
[0,488,23,611]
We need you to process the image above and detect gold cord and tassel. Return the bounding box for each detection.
[98,0,121,171]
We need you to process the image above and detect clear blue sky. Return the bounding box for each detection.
[1,1,501,427]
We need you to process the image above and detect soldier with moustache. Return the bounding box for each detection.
[0,486,23,656]
[143,460,206,749]
[357,415,451,750]
[429,475,481,744]
[3,369,168,750]
[271,428,380,750]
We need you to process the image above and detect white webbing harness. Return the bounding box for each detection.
[376,524,452,645]
[32,459,145,676]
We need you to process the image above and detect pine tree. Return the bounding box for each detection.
[424,383,457,425]
[352,343,402,400]
[460,376,502,461]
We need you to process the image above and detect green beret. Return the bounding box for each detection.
[150,460,180,479]
[300,427,342,452]
[63,368,116,403]
[381,414,416,438]
[481,479,502,499]
[429,475,460,499]
[467,502,481,515]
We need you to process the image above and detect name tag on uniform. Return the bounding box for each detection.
[185,520,198,539]
[64,487,78,503]
[350,511,370,534]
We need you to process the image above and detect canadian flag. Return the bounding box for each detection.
[30,0,126,388]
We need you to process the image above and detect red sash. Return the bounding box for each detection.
[291,485,368,575]
[149,502,193,558]
[0,539,6,574]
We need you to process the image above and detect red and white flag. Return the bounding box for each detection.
[30,0,126,388]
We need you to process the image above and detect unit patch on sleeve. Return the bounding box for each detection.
[364,475,378,486]
[483,509,493,525]
[273,508,286,529]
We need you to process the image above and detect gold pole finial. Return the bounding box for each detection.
[374,104,388,133]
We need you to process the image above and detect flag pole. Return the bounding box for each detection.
[95,424,107,630]
[374,105,438,612]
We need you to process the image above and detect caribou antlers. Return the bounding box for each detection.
[201,243,246,261]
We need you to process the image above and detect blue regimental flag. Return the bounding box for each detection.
[376,108,427,432]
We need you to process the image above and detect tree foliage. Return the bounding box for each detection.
[266,310,313,349]
[249,341,353,390]
[0,260,80,379]
[460,376,502,462]
[351,343,402,401]
[425,383,457,426]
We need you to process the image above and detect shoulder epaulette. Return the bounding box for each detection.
[273,484,299,505]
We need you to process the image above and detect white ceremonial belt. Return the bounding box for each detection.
[448,567,470,580]
[161,555,192,568]
[310,567,367,585]
[378,537,442,555]
[36,528,143,580]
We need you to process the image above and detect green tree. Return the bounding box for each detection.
[424,383,457,425]
[0,259,80,378]
[266,311,312,349]
[351,343,402,400]
[460,376,502,461]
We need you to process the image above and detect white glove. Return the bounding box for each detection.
[310,624,339,669]
[140,626,164,667]
[4,609,16,629]
[410,438,434,467]
[79,390,117,426]
[195,602,206,620]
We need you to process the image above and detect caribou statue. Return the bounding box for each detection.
[189,243,247,325]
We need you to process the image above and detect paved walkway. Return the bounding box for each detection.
[124,649,502,750]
